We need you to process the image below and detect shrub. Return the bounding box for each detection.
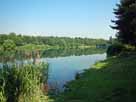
[107,43,125,56]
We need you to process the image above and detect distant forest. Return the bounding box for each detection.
[0,33,107,48]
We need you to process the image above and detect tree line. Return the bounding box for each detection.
[0,33,107,49]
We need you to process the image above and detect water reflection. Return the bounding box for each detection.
[41,48,106,58]
[0,48,106,93]
[0,48,105,63]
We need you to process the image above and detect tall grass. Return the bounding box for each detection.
[0,63,48,102]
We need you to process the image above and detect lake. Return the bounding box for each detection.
[40,48,106,92]
[0,48,106,92]
[45,53,106,92]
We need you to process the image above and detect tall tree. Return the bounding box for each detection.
[112,0,136,46]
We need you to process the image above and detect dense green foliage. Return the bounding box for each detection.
[106,43,125,56]
[54,53,136,102]
[0,33,107,49]
[2,39,16,51]
[0,63,49,102]
[112,0,136,46]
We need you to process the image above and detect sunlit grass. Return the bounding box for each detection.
[92,61,108,69]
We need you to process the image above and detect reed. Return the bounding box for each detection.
[0,63,48,102]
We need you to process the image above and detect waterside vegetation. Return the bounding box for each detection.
[0,63,49,102]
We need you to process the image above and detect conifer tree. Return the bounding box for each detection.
[112,0,136,46]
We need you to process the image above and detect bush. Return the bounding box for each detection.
[107,43,125,56]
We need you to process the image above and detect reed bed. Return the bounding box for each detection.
[0,63,48,102]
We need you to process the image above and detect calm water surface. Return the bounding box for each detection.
[42,53,106,91]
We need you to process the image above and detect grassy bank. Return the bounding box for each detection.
[0,63,50,102]
[55,53,136,102]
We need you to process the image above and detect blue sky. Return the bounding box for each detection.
[0,0,119,39]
